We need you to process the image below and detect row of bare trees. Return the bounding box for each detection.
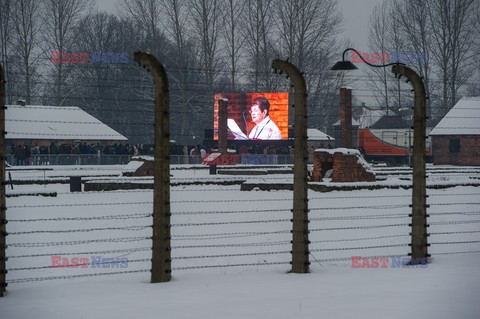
[0,0,92,106]
[368,0,480,123]
[0,0,345,144]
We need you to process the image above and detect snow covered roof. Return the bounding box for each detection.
[6,105,127,141]
[355,107,387,128]
[430,97,480,136]
[333,118,360,126]
[307,128,334,141]
[370,116,408,129]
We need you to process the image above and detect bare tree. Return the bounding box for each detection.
[275,0,342,128]
[189,0,222,87]
[221,0,245,91]
[275,0,341,74]
[368,0,421,117]
[396,0,432,78]
[161,0,205,144]
[11,0,43,104]
[467,0,480,96]
[118,0,165,53]
[426,0,477,118]
[0,0,14,103]
[367,0,476,122]
[162,0,188,56]
[43,0,92,106]
[73,12,123,115]
[70,12,153,143]
[295,0,342,130]
[162,0,190,143]
[446,0,477,106]
[368,1,395,114]
[241,0,277,91]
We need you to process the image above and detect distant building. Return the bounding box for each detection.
[6,102,127,148]
[357,115,433,164]
[353,103,385,128]
[429,97,480,166]
[307,128,334,150]
[369,115,409,130]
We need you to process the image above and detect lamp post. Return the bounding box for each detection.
[331,48,429,263]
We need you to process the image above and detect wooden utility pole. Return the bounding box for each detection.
[218,98,228,154]
[392,65,429,261]
[134,52,172,283]
[272,59,309,273]
[0,63,6,296]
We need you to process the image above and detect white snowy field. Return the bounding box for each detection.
[1,165,480,319]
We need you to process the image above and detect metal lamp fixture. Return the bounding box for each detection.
[331,47,404,70]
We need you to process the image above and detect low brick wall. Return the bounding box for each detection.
[312,148,375,183]
[240,181,480,192]
[311,152,334,182]
[85,179,245,191]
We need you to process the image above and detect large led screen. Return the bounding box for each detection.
[214,92,289,140]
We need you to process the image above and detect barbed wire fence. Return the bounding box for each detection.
[1,56,480,297]
[4,191,480,284]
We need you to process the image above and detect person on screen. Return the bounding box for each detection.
[248,97,282,140]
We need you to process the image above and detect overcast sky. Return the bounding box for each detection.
[94,0,385,105]
[96,0,382,50]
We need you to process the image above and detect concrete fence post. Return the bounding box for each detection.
[134,52,172,283]
[272,59,309,273]
[0,63,6,296]
[391,65,429,262]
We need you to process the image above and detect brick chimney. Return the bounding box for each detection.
[339,87,352,148]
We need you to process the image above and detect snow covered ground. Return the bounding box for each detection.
[1,165,479,318]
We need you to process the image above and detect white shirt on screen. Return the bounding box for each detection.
[248,116,282,140]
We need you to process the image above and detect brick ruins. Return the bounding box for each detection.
[311,148,375,183]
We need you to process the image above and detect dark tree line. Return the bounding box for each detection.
[0,0,346,144]
[367,0,480,124]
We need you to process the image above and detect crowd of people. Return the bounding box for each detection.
[9,143,155,166]
[9,141,294,166]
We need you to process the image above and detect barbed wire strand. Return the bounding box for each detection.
[7,236,152,248]
[8,225,152,235]
[7,269,150,284]
[8,258,151,272]
[7,247,152,259]
[8,213,152,223]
